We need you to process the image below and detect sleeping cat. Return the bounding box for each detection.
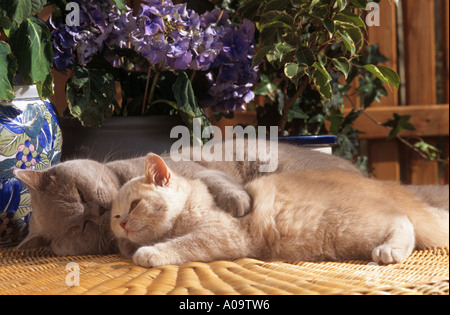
[111,153,449,267]
[14,140,449,256]
[14,140,361,255]
[13,159,126,255]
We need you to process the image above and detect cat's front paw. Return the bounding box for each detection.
[133,246,167,267]
[217,188,252,218]
[371,244,410,264]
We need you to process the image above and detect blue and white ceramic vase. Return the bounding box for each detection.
[0,85,62,246]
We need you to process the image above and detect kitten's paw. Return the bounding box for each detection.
[371,244,409,264]
[133,246,166,267]
[217,188,252,217]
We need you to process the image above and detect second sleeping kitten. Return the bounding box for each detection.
[111,154,449,267]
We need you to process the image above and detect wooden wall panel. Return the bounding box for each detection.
[366,0,400,181]
[402,0,439,184]
[369,140,401,181]
[366,0,399,107]
[442,137,449,184]
[347,105,449,139]
[402,0,437,106]
[443,0,450,104]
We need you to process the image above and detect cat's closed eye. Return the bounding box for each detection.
[77,188,87,203]
[129,200,141,213]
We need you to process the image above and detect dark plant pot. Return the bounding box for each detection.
[0,85,62,246]
[60,115,184,162]
[279,135,337,155]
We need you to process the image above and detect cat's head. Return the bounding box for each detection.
[14,160,120,255]
[111,153,190,246]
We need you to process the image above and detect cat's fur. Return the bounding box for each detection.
[14,159,124,255]
[112,154,449,267]
[15,140,448,256]
[14,141,360,255]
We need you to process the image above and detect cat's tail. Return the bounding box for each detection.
[409,206,449,249]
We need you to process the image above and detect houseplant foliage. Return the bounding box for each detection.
[47,0,259,145]
[1,0,439,166]
[237,0,404,164]
[0,0,54,101]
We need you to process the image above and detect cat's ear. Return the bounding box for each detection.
[14,169,51,191]
[144,153,171,186]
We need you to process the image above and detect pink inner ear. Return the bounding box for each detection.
[145,154,171,186]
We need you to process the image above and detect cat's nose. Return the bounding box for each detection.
[120,220,127,230]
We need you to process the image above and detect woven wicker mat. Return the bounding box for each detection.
[0,247,448,295]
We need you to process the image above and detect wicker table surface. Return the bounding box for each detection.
[0,247,448,295]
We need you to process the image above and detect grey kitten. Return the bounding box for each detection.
[14,140,360,255]
[14,140,448,256]
[14,159,125,255]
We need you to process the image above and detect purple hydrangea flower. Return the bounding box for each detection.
[132,1,212,71]
[49,0,122,71]
[49,0,260,113]
[49,19,76,72]
[200,11,259,112]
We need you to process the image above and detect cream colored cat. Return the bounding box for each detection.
[111,153,449,267]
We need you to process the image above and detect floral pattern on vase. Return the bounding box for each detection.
[0,86,62,246]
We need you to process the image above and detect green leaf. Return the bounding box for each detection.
[334,124,361,160]
[0,17,13,36]
[414,140,441,161]
[332,57,351,79]
[284,62,306,80]
[36,72,54,99]
[311,5,328,20]
[0,41,17,101]
[348,0,370,9]
[357,72,387,107]
[288,104,308,122]
[260,10,294,26]
[338,29,356,56]
[328,107,344,134]
[346,27,364,53]
[382,113,415,140]
[260,26,278,46]
[111,0,127,12]
[323,18,335,36]
[336,0,347,11]
[275,42,295,55]
[296,47,315,67]
[335,11,367,30]
[252,46,272,67]
[9,17,53,89]
[259,21,292,33]
[312,62,332,99]
[0,0,45,24]
[66,66,117,127]
[362,64,400,89]
[253,74,278,96]
[307,0,321,10]
[263,0,292,13]
[172,71,212,145]
[237,0,263,20]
